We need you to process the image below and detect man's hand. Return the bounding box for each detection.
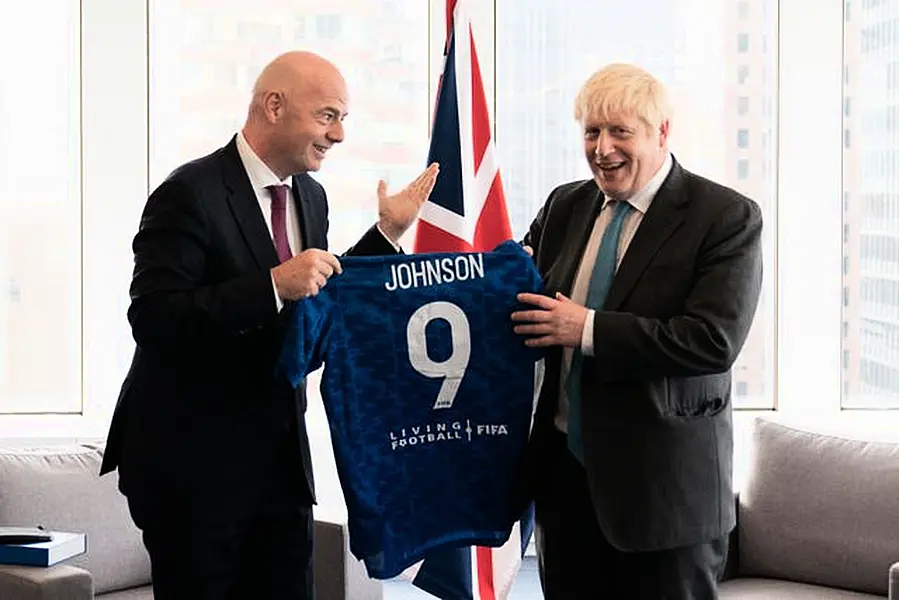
[377,162,440,243]
[511,292,588,348]
[271,249,342,301]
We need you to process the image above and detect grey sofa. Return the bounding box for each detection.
[0,442,381,599]
[719,418,899,599]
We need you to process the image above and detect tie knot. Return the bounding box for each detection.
[612,199,632,216]
[267,184,289,210]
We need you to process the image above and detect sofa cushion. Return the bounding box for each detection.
[720,578,884,599]
[0,443,151,594]
[738,418,899,595]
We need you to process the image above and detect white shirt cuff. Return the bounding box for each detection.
[581,309,595,356]
[377,223,402,252]
[271,270,284,312]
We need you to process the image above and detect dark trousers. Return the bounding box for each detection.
[535,431,727,600]
[128,435,313,600]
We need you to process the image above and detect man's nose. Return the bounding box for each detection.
[595,131,615,158]
[328,120,344,144]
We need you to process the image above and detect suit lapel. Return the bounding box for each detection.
[551,187,603,295]
[291,174,324,251]
[604,162,688,310]
[221,138,280,269]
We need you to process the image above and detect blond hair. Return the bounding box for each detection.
[573,63,672,131]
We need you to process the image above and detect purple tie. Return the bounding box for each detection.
[267,184,293,263]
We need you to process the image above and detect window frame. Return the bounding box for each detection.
[2,0,898,439]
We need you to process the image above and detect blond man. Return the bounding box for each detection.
[512,63,763,598]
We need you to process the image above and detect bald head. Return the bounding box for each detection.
[250,51,344,108]
[242,51,349,178]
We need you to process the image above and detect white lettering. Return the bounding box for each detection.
[385,255,486,291]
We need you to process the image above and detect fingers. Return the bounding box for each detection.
[513,323,554,336]
[523,335,556,348]
[510,309,552,323]
[319,251,343,275]
[377,179,388,199]
[409,163,439,203]
[516,293,557,309]
[522,245,534,257]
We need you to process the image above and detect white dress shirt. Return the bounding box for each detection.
[555,152,673,433]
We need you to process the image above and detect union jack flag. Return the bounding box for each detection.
[407,1,534,598]
[413,0,513,253]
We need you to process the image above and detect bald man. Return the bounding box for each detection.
[100,51,439,599]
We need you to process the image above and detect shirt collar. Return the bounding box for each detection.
[235,131,293,193]
[602,151,673,214]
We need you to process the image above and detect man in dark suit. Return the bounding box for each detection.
[99,51,438,599]
[511,63,763,598]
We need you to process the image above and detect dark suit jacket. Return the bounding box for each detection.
[523,157,763,552]
[99,136,395,523]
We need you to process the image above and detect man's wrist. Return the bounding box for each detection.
[377,222,402,251]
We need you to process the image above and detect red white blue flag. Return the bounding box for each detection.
[407,2,533,599]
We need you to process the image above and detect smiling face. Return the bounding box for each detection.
[582,112,668,201]
[574,63,671,200]
[244,51,349,178]
[274,73,348,174]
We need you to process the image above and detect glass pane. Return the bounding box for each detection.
[842,1,899,408]
[149,0,429,254]
[0,2,82,413]
[496,0,778,409]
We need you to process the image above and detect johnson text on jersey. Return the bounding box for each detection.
[384,254,485,290]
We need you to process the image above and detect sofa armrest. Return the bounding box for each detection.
[889,561,898,600]
[0,564,93,600]
[314,519,382,600]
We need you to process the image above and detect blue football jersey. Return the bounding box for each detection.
[278,240,544,580]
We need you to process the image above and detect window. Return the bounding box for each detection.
[315,14,342,39]
[496,0,778,409]
[0,2,82,413]
[737,129,750,149]
[736,381,749,396]
[843,2,899,408]
[737,33,750,53]
[738,1,750,20]
[845,96,851,117]
[148,2,431,435]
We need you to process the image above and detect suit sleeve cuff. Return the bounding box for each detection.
[271,269,284,312]
[376,223,402,252]
[581,309,595,356]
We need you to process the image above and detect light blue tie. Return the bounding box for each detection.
[566,200,634,462]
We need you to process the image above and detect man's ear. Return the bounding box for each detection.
[264,91,285,123]
[658,119,670,147]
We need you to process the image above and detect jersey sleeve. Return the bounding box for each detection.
[276,295,332,388]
